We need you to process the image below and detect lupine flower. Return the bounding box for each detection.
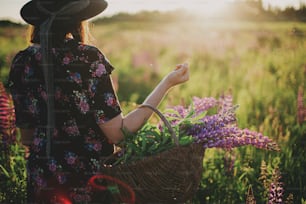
[170,95,279,151]
[192,96,219,115]
[246,185,256,204]
[268,182,284,204]
[0,82,16,149]
[259,160,269,191]
[268,168,284,204]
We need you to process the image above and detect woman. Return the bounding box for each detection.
[8,0,189,203]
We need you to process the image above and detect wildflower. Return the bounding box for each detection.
[0,82,16,148]
[246,185,256,204]
[192,96,218,115]
[268,168,284,204]
[176,96,279,151]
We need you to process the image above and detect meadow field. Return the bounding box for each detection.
[0,18,305,203]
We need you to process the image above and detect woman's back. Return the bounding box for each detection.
[8,38,121,203]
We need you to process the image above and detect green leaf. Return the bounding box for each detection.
[0,165,10,178]
[179,135,194,146]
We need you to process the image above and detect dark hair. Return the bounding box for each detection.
[29,21,89,46]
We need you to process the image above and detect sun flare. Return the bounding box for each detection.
[188,0,233,17]
[203,1,230,17]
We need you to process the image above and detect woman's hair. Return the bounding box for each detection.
[28,21,90,46]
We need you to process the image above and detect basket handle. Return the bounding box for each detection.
[138,104,179,146]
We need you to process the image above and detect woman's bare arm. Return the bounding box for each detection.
[99,63,189,143]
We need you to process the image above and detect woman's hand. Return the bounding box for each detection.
[163,63,189,88]
[100,63,190,143]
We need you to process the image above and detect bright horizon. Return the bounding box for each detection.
[1,0,305,23]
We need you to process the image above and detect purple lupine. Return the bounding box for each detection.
[166,95,279,151]
[218,93,234,113]
[192,96,219,115]
[268,168,284,204]
[268,182,284,204]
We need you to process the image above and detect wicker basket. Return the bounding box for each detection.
[98,104,205,203]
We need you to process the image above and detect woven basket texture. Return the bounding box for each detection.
[102,143,205,203]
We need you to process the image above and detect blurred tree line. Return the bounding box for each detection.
[1,0,306,26]
[93,0,306,23]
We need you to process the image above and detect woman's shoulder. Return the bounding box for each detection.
[64,39,99,53]
[64,39,115,74]
[64,39,107,60]
[11,45,40,66]
[77,42,106,59]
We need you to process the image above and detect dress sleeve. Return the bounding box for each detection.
[7,52,40,128]
[87,48,122,124]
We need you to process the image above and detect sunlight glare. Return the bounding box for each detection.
[192,0,233,18]
[203,1,229,17]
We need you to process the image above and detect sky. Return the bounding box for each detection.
[1,0,305,23]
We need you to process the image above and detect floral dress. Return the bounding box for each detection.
[8,39,122,203]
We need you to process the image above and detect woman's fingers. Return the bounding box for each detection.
[165,62,189,86]
[175,63,188,72]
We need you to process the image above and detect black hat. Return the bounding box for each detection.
[20,0,108,26]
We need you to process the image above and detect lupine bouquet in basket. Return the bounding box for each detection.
[114,94,279,165]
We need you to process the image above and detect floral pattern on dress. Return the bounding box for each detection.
[48,159,58,172]
[62,52,74,65]
[55,86,69,103]
[90,61,107,78]
[94,109,107,124]
[32,131,45,153]
[67,71,82,84]
[24,64,34,81]
[85,128,102,152]
[62,119,80,137]
[90,158,100,172]
[104,93,120,112]
[73,90,90,114]
[8,38,122,202]
[88,78,98,98]
[30,167,47,189]
[25,94,39,115]
[64,151,85,172]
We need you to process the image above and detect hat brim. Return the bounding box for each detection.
[21,0,108,25]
